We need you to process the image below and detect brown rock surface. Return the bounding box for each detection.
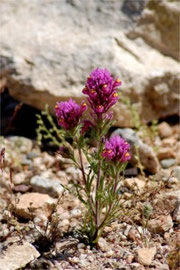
[124,177,146,193]
[158,122,173,139]
[148,215,173,233]
[16,192,56,219]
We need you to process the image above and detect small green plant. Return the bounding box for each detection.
[36,104,65,147]
[140,202,153,247]
[29,196,63,253]
[36,68,131,246]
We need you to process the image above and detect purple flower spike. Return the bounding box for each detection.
[83,68,121,118]
[102,135,131,163]
[55,98,87,130]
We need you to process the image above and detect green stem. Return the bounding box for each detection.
[95,160,102,237]
[78,148,87,186]
[78,147,95,216]
[93,168,120,243]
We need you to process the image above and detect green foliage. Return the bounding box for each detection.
[36,105,65,147]
[141,203,153,247]
[29,196,63,253]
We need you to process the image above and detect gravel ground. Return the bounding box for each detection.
[0,122,179,270]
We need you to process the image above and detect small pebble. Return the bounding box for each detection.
[160,159,176,169]
[173,166,180,181]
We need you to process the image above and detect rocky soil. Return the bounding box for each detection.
[0,121,179,270]
[0,0,180,269]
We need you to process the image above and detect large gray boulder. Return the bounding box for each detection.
[128,0,180,61]
[0,0,179,127]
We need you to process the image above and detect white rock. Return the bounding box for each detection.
[13,172,26,185]
[41,152,55,167]
[164,190,180,201]
[106,250,114,257]
[0,242,40,270]
[0,1,179,127]
[70,209,82,218]
[129,0,180,61]
[137,247,156,266]
[173,200,180,223]
[158,122,173,138]
[59,219,70,229]
[173,166,180,181]
[7,136,33,154]
[97,237,111,252]
[30,175,64,198]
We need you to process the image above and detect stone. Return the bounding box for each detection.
[158,122,173,138]
[173,166,180,181]
[66,166,81,181]
[0,242,40,270]
[164,190,180,201]
[97,237,111,252]
[128,0,180,61]
[124,177,145,193]
[41,152,55,168]
[127,254,134,264]
[16,192,56,219]
[128,228,141,242]
[160,159,176,169]
[173,200,180,224]
[57,207,70,220]
[13,184,30,193]
[21,158,33,167]
[0,0,179,127]
[152,262,169,270]
[124,167,139,177]
[157,148,176,161]
[136,247,156,266]
[162,138,177,148]
[70,208,82,218]
[130,262,145,270]
[175,142,180,164]
[58,219,70,230]
[7,136,33,154]
[148,215,173,233]
[56,239,79,252]
[165,177,178,188]
[13,172,27,185]
[30,175,64,198]
[106,249,114,257]
[162,190,180,216]
[112,128,160,173]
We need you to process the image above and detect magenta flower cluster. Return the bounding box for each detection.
[82,68,121,117]
[102,135,131,163]
[55,68,121,130]
[55,68,131,162]
[55,98,87,130]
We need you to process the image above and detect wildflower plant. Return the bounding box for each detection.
[38,68,131,245]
